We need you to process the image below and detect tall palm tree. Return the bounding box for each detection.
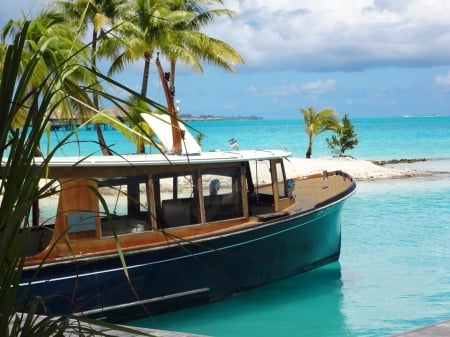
[166,0,244,96]
[107,0,243,154]
[56,0,129,155]
[108,0,191,98]
[300,106,340,159]
[109,0,243,99]
[106,0,198,154]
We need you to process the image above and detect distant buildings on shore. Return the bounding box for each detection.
[179,114,263,121]
[48,112,263,131]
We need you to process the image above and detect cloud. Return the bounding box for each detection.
[206,0,450,72]
[301,79,336,96]
[6,0,450,75]
[246,77,335,102]
[247,82,300,96]
[434,71,450,87]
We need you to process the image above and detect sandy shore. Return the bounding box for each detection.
[283,157,433,181]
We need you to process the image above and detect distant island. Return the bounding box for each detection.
[179,114,263,121]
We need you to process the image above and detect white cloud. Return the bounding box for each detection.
[207,0,450,72]
[301,79,336,95]
[5,0,450,74]
[246,78,335,100]
[247,83,301,96]
[434,71,450,86]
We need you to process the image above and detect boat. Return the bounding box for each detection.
[16,59,356,323]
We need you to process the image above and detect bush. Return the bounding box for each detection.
[326,114,359,157]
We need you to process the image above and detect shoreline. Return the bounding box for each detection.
[284,157,445,181]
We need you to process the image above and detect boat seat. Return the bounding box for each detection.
[162,199,192,227]
[205,195,222,222]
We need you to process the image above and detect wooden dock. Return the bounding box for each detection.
[10,314,209,337]
[391,319,450,336]
[88,326,209,337]
[94,325,209,337]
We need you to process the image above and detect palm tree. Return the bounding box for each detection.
[0,19,163,337]
[107,0,188,98]
[109,0,243,99]
[1,11,95,155]
[165,0,244,98]
[106,0,243,154]
[300,106,340,159]
[56,0,129,155]
[126,96,157,153]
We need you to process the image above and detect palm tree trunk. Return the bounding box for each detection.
[138,138,145,154]
[92,29,111,155]
[170,59,176,97]
[31,91,44,157]
[141,51,152,97]
[306,135,313,158]
[95,123,112,155]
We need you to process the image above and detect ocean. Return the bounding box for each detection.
[50,116,450,161]
[46,116,450,337]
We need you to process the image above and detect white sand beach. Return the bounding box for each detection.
[283,157,432,181]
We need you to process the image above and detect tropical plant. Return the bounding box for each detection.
[56,0,130,155]
[299,106,340,159]
[1,10,95,151]
[164,0,244,98]
[196,132,205,146]
[126,95,158,153]
[108,0,243,98]
[326,114,359,157]
[106,0,183,97]
[0,20,159,337]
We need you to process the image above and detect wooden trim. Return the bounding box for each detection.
[270,160,280,211]
[241,163,249,219]
[147,175,157,229]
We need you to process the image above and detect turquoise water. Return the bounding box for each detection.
[45,116,450,336]
[126,176,450,337]
[45,116,450,160]
[186,116,450,160]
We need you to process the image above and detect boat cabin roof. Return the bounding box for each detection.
[31,150,291,168]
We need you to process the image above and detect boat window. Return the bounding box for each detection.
[98,176,152,236]
[26,196,56,257]
[155,173,198,228]
[275,161,288,198]
[202,166,243,222]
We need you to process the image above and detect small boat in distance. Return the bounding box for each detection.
[16,59,356,322]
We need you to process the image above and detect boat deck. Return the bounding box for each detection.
[292,170,354,211]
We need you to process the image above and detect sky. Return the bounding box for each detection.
[3,0,450,119]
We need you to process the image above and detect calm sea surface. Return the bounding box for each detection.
[48,116,450,160]
[45,116,450,337]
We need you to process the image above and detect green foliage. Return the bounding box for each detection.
[0,1,244,331]
[299,106,340,158]
[0,20,158,337]
[196,132,205,146]
[326,114,359,157]
[0,20,80,337]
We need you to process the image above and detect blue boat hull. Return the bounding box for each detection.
[20,201,344,322]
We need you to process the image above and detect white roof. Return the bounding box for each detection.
[31,150,291,168]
